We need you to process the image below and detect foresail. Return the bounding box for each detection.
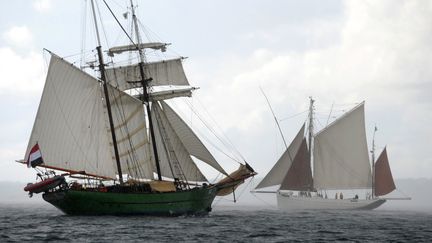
[25,54,116,179]
[105,84,154,179]
[151,102,207,182]
[374,147,396,196]
[313,103,372,190]
[105,58,190,90]
[160,101,227,175]
[255,123,305,189]
[280,138,313,191]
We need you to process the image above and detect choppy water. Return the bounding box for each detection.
[0,203,431,242]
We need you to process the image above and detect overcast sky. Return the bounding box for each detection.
[0,0,431,182]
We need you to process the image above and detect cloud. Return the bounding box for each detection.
[33,0,52,13]
[2,26,33,47]
[186,0,432,178]
[0,47,45,95]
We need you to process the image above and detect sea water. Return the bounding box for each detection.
[0,203,431,242]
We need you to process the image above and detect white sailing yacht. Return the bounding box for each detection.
[255,98,399,210]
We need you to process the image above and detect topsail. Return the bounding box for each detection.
[105,58,190,91]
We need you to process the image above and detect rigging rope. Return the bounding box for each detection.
[190,97,247,162]
[181,99,244,164]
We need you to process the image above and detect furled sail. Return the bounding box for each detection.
[313,103,372,189]
[151,102,207,182]
[255,124,305,189]
[24,54,117,179]
[149,87,195,101]
[279,138,313,191]
[105,85,154,179]
[160,101,227,175]
[105,58,190,90]
[374,147,396,196]
[107,42,168,56]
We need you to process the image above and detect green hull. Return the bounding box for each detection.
[42,187,218,216]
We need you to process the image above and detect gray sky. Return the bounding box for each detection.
[0,0,431,182]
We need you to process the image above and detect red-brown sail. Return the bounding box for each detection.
[374,147,396,196]
[280,138,313,191]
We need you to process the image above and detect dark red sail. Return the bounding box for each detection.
[374,147,396,196]
[280,138,313,191]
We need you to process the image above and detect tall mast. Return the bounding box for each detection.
[130,0,163,181]
[308,97,314,163]
[371,125,377,198]
[90,0,124,184]
[308,97,314,190]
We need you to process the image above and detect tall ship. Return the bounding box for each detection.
[18,0,256,216]
[255,98,405,210]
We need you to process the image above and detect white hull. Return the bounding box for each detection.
[277,192,386,211]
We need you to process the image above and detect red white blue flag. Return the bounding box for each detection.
[27,143,44,168]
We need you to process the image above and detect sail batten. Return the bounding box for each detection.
[255,124,305,189]
[374,147,396,196]
[313,103,372,190]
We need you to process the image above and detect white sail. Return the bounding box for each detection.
[151,102,207,182]
[149,87,195,101]
[106,85,154,179]
[108,42,168,56]
[105,58,189,90]
[255,124,305,189]
[313,103,372,189]
[160,101,228,175]
[24,55,116,179]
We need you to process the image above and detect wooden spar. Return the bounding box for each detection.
[90,0,124,184]
[250,191,277,194]
[16,160,115,180]
[130,0,162,181]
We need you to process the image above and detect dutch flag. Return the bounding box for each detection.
[27,143,44,168]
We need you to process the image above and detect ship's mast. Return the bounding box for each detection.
[371,125,377,198]
[308,97,314,190]
[308,97,314,164]
[130,0,163,181]
[90,0,124,184]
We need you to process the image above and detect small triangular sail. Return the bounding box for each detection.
[279,138,313,191]
[374,147,396,196]
[313,103,372,189]
[151,102,207,182]
[255,123,305,189]
[105,58,190,90]
[24,54,117,179]
[160,101,227,175]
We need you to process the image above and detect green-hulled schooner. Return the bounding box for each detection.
[18,0,255,216]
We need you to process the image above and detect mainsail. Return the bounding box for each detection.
[105,84,154,179]
[313,103,372,189]
[374,147,396,196]
[25,55,117,179]
[255,124,305,189]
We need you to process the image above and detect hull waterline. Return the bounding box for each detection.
[43,186,218,216]
[277,192,386,211]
